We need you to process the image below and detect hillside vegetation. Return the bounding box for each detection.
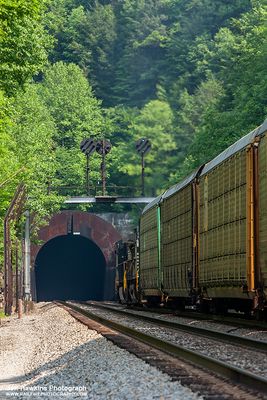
[0,0,266,265]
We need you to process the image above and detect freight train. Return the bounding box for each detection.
[116,119,267,319]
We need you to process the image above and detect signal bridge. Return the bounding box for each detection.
[64,196,155,204]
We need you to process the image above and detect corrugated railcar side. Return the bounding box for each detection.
[198,125,263,305]
[161,172,199,298]
[257,121,267,304]
[137,119,267,315]
[139,196,162,297]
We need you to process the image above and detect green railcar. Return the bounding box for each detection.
[139,195,163,298]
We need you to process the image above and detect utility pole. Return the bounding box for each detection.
[24,210,31,301]
[96,139,112,196]
[80,138,96,195]
[135,138,151,196]
[86,153,90,195]
[101,142,106,196]
[141,152,145,197]
[4,184,26,315]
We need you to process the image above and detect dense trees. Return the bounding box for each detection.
[45,1,117,104]
[44,0,253,108]
[170,3,267,182]
[106,100,176,195]
[112,0,168,107]
[38,62,104,190]
[0,0,51,94]
[0,0,53,203]
[42,0,266,188]
[0,92,18,213]
[0,0,266,267]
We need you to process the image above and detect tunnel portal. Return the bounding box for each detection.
[31,211,122,301]
[35,234,106,302]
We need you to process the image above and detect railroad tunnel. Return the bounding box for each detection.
[35,235,106,301]
[31,211,121,302]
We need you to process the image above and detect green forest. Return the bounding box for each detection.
[0,0,266,266]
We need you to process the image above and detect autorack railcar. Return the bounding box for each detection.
[139,194,163,301]
[160,170,202,306]
[116,119,267,318]
[198,127,258,314]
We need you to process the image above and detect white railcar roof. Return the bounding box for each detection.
[142,118,267,213]
[142,193,164,214]
[201,119,267,176]
[162,170,198,200]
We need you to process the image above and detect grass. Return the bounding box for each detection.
[0,310,6,318]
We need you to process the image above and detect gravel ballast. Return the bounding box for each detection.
[73,303,267,378]
[102,302,267,342]
[0,303,202,400]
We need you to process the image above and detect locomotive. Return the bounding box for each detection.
[116,119,267,319]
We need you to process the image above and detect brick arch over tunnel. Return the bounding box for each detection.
[31,211,122,301]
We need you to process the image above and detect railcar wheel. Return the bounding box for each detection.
[254,309,267,321]
[169,299,185,311]
[198,300,210,314]
[128,284,138,304]
[147,296,161,307]
[213,300,227,315]
[118,286,128,304]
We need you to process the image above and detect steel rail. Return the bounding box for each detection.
[86,302,267,352]
[60,301,267,394]
[172,310,267,330]
[130,305,267,330]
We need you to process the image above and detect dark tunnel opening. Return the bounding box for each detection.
[35,234,106,302]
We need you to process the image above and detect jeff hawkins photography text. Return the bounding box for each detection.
[4,385,88,397]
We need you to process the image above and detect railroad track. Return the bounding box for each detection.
[127,304,267,331]
[86,301,267,352]
[171,310,267,330]
[57,300,267,399]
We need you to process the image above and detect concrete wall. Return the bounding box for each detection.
[95,212,136,241]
